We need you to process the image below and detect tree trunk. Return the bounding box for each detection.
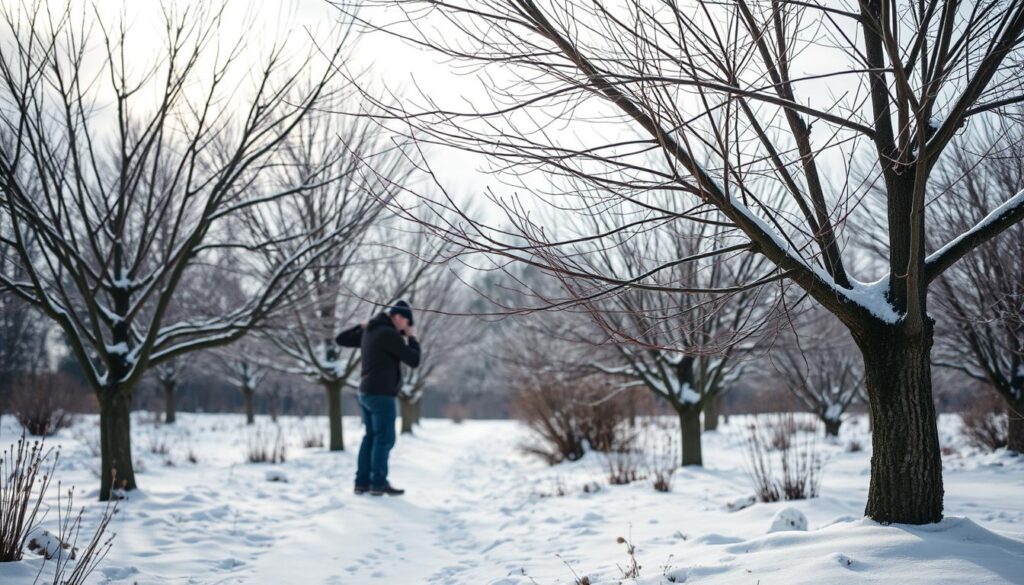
[244,387,255,425]
[99,388,137,501]
[858,323,943,525]
[1008,402,1024,454]
[400,397,415,434]
[326,381,344,451]
[824,418,842,437]
[679,406,702,466]
[703,394,721,431]
[163,381,176,424]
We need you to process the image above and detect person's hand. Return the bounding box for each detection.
[405,325,417,338]
[360,320,368,329]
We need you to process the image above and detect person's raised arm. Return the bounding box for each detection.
[335,322,365,347]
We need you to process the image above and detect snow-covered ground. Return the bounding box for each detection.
[1,412,1022,584]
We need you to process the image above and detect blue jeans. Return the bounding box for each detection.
[356,394,397,488]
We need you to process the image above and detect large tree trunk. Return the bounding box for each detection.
[163,381,176,424]
[823,418,841,437]
[679,406,702,466]
[399,397,415,434]
[1008,400,1024,454]
[325,381,344,451]
[400,398,420,434]
[703,394,721,431]
[99,388,137,501]
[859,323,943,525]
[243,387,255,425]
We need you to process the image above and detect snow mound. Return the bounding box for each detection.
[264,469,288,483]
[661,517,1024,585]
[26,529,74,561]
[726,495,756,512]
[768,507,808,533]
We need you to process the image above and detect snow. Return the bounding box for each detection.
[824,402,843,422]
[1,413,1023,584]
[105,342,129,355]
[927,188,1024,267]
[769,507,809,532]
[845,276,902,323]
[726,194,903,323]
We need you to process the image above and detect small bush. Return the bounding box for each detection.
[511,375,638,464]
[1,434,116,584]
[300,424,324,449]
[603,450,644,485]
[10,373,83,437]
[960,391,1008,452]
[246,426,287,464]
[643,421,679,492]
[744,414,823,502]
[769,415,796,450]
[146,432,170,456]
[29,487,117,585]
[0,435,56,561]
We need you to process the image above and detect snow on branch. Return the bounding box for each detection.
[925,189,1024,283]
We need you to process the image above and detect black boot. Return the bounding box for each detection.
[354,485,369,495]
[369,484,405,496]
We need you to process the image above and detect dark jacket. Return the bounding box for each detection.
[336,313,421,396]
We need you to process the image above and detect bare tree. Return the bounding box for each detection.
[155,359,183,425]
[932,116,1024,453]
[772,310,865,437]
[562,211,773,465]
[397,265,479,433]
[338,0,1024,523]
[0,3,350,500]
[248,106,411,451]
[225,356,267,426]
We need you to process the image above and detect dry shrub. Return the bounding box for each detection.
[1,435,55,561]
[29,487,117,585]
[10,373,86,437]
[744,414,823,502]
[1,434,116,583]
[769,415,797,450]
[299,422,324,448]
[643,420,679,492]
[146,431,170,456]
[603,450,644,485]
[960,391,1008,452]
[511,375,637,464]
[246,426,287,464]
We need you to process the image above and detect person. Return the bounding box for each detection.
[336,300,421,496]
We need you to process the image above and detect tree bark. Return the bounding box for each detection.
[1008,402,1024,454]
[400,398,415,434]
[99,388,137,501]
[163,381,176,424]
[243,387,255,425]
[823,418,842,437]
[703,394,721,431]
[326,381,344,451]
[679,406,703,466]
[858,322,943,524]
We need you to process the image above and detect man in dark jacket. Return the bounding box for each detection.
[336,300,421,496]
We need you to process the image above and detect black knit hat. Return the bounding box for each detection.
[387,300,414,325]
